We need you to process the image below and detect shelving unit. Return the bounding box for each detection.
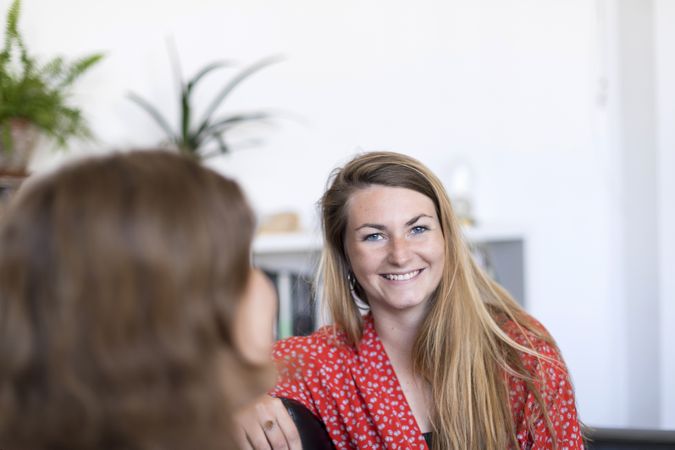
[253,225,526,338]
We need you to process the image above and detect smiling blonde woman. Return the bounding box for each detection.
[237,151,583,450]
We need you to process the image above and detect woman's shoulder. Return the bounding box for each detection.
[500,312,554,345]
[272,325,354,365]
[498,314,583,448]
[498,314,565,371]
[497,314,576,412]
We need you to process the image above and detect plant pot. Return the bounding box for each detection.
[0,118,40,175]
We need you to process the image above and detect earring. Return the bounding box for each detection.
[347,272,356,292]
[347,272,368,310]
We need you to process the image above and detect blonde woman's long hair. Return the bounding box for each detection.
[319,151,561,450]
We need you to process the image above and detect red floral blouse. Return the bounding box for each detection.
[271,314,584,450]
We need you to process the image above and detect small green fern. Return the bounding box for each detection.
[0,0,103,151]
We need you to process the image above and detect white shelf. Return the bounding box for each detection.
[253,232,322,255]
[462,224,526,243]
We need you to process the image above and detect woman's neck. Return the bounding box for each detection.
[371,305,427,363]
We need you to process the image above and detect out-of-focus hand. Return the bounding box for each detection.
[235,394,302,450]
[233,268,278,366]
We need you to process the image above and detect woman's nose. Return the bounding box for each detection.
[387,235,412,266]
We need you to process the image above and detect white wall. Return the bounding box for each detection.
[2,0,672,429]
[610,0,660,428]
[602,0,675,428]
[655,0,675,430]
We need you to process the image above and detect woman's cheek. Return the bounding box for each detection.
[233,269,278,366]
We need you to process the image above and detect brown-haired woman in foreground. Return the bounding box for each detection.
[238,151,583,450]
[0,150,277,450]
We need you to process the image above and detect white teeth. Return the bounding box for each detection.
[383,270,420,281]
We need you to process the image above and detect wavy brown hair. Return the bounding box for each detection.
[320,151,562,450]
[0,150,264,450]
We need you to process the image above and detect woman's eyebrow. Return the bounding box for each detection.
[406,214,433,226]
[354,214,434,231]
[355,223,385,231]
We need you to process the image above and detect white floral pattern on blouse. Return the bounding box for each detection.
[271,314,584,450]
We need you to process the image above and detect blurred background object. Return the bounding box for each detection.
[443,158,476,226]
[0,0,103,176]
[257,211,302,234]
[127,41,282,160]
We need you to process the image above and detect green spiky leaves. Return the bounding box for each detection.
[128,43,281,160]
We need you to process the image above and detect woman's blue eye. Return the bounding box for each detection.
[364,233,383,242]
[411,225,429,235]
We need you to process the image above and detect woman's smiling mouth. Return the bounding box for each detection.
[381,269,423,281]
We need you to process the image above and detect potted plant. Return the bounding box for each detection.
[0,0,103,174]
[128,43,282,160]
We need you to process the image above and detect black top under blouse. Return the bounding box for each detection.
[281,396,435,449]
[423,431,433,447]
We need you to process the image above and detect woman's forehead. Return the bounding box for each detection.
[345,185,438,226]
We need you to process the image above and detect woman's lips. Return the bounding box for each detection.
[380,269,423,281]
